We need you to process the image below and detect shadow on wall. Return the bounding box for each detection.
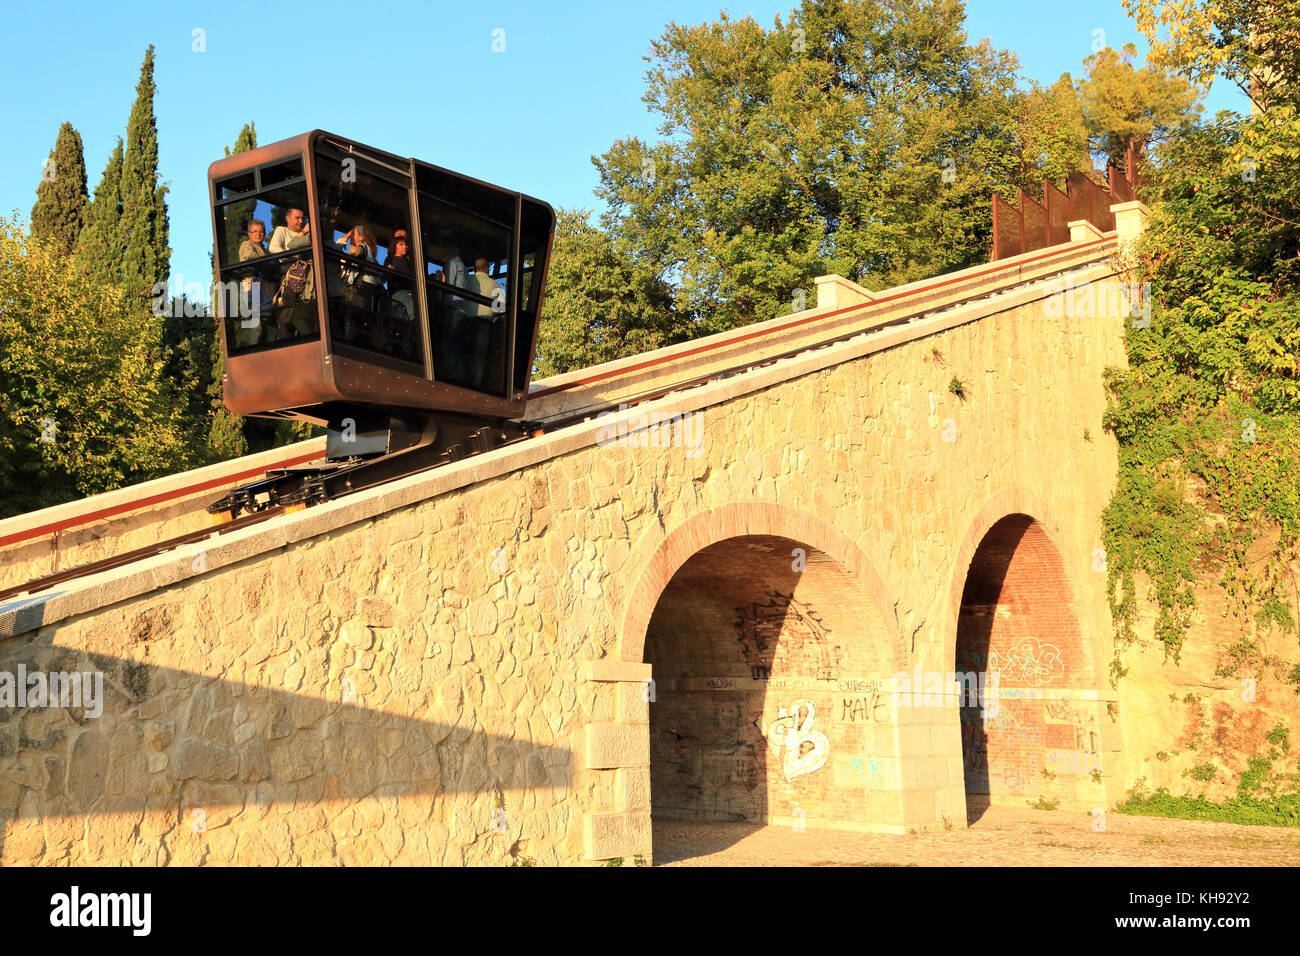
[644,534,899,851]
[0,648,572,866]
[956,515,1032,824]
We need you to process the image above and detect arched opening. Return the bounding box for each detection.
[643,534,898,854]
[955,514,1098,820]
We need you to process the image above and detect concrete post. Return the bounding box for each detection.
[1068,220,1106,244]
[1109,200,1151,263]
[813,274,876,311]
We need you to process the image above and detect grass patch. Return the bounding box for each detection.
[1115,787,1300,827]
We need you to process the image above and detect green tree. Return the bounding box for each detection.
[534,209,680,377]
[1015,74,1091,182]
[30,122,89,256]
[0,218,187,518]
[593,0,1072,337]
[1079,43,1204,169]
[78,137,124,283]
[208,122,256,460]
[1124,0,1300,111]
[119,44,170,298]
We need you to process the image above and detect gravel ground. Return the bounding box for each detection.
[652,806,1300,866]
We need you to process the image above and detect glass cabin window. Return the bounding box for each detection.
[214,173,320,355]
[513,201,554,393]
[419,191,512,394]
[313,148,422,370]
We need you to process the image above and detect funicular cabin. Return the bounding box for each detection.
[209,131,554,463]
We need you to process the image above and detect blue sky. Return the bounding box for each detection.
[1,0,1247,298]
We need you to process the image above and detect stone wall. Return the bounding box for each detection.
[0,256,1131,864]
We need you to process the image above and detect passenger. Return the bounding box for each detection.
[386,232,414,279]
[269,208,312,253]
[440,244,473,377]
[443,245,471,311]
[238,219,268,261]
[385,231,416,358]
[269,209,316,339]
[350,226,385,303]
[469,257,504,388]
[386,231,415,313]
[472,257,502,314]
[237,220,273,345]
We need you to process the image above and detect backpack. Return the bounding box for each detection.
[275,258,310,305]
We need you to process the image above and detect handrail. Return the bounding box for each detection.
[0,235,1116,551]
[0,449,322,550]
[530,235,1114,399]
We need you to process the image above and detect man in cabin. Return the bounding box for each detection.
[269,208,311,253]
[269,208,316,338]
[237,219,274,345]
[440,243,472,373]
[469,257,503,389]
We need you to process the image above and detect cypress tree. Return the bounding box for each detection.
[119,44,170,297]
[208,122,258,460]
[78,137,124,282]
[31,122,89,255]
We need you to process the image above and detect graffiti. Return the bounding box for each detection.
[1045,749,1102,775]
[848,755,901,788]
[759,698,829,781]
[737,592,843,680]
[982,709,1017,731]
[988,769,1025,792]
[1043,698,1079,721]
[955,647,990,673]
[839,694,891,723]
[1044,700,1099,754]
[988,638,1065,686]
[837,679,883,693]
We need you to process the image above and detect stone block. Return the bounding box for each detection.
[617,766,651,811]
[583,809,651,860]
[583,723,649,770]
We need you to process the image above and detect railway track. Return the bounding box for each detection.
[0,249,1115,604]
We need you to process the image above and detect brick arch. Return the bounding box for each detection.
[946,489,1107,810]
[616,501,901,667]
[941,488,1096,676]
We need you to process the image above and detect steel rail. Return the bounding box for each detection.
[1,244,1117,601]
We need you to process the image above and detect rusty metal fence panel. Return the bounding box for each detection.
[1068,171,1117,233]
[1108,164,1135,204]
[1044,181,1071,246]
[1020,191,1048,253]
[991,150,1145,259]
[992,192,1023,260]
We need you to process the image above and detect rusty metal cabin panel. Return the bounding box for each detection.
[992,193,1023,260]
[1044,182,1070,246]
[1020,191,1048,253]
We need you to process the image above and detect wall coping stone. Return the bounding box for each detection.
[0,254,1120,642]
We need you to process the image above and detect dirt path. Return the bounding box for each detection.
[653,806,1300,866]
